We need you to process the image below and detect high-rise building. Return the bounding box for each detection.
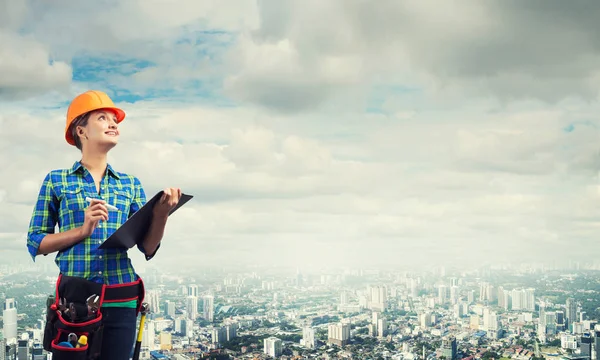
[303,327,316,349]
[467,290,475,304]
[479,283,496,302]
[581,332,592,358]
[186,296,198,320]
[450,286,459,305]
[142,320,156,351]
[17,336,28,360]
[0,337,6,360]
[203,295,214,322]
[368,285,387,312]
[594,330,600,360]
[327,323,350,346]
[182,319,193,338]
[147,290,160,314]
[566,298,577,328]
[31,343,44,360]
[225,324,237,341]
[438,285,447,304]
[340,291,348,305]
[212,327,227,345]
[165,300,176,318]
[498,287,505,308]
[440,336,457,360]
[264,337,282,357]
[3,299,17,342]
[524,288,535,311]
[188,285,199,297]
[556,311,566,332]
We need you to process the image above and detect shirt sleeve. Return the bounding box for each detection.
[130,176,160,261]
[27,172,59,261]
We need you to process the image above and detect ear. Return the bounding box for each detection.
[77,126,87,139]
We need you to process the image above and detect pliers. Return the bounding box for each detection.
[87,294,100,316]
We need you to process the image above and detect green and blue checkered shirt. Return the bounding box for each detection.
[27,161,157,286]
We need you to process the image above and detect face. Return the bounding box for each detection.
[78,110,120,150]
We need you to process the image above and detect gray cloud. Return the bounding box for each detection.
[224,0,600,112]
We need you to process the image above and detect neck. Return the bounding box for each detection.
[80,147,108,174]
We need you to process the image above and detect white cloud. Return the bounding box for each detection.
[0,31,71,99]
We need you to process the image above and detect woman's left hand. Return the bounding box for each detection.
[153,187,182,219]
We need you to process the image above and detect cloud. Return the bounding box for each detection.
[2,1,600,271]
[0,25,71,99]
[224,0,600,112]
[3,94,600,269]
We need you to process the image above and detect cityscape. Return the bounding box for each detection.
[2,261,600,360]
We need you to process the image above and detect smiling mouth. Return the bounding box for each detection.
[105,131,118,136]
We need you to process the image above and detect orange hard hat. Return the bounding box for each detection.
[65,90,126,146]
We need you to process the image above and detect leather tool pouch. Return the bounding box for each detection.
[43,274,145,360]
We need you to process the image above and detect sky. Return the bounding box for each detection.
[2,0,600,272]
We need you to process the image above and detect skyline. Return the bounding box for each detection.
[2,1,600,269]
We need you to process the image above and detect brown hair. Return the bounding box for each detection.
[69,112,92,151]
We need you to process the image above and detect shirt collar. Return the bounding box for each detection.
[70,161,120,179]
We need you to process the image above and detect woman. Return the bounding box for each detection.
[26,90,181,359]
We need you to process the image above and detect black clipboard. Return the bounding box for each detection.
[99,191,193,249]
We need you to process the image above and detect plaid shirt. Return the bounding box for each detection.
[27,161,157,285]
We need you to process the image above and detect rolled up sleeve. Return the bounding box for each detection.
[130,177,160,261]
[27,173,59,261]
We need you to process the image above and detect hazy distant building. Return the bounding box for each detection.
[510,288,535,311]
[225,324,237,341]
[467,290,475,304]
[420,313,432,327]
[561,333,577,350]
[203,295,214,322]
[142,320,156,351]
[328,323,350,346]
[186,296,198,320]
[264,337,282,357]
[450,286,459,305]
[303,327,316,349]
[340,291,348,305]
[165,300,176,318]
[498,287,510,310]
[409,278,419,298]
[17,334,28,360]
[556,311,566,332]
[440,336,457,360]
[0,338,6,360]
[3,299,17,342]
[368,285,387,312]
[147,290,160,314]
[594,330,600,360]
[581,332,592,358]
[479,283,496,303]
[212,327,227,345]
[438,285,447,304]
[188,284,199,297]
[566,298,577,328]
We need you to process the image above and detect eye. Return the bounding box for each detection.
[98,115,106,121]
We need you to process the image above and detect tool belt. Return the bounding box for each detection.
[43,274,145,360]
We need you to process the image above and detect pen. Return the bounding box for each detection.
[85,197,119,211]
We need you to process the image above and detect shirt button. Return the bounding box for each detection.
[99,256,103,259]
[99,271,102,275]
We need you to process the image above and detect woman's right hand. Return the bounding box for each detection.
[80,199,108,238]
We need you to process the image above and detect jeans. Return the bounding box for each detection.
[100,307,138,360]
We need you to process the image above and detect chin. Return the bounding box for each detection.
[101,139,119,149]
